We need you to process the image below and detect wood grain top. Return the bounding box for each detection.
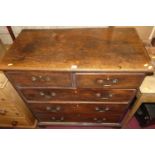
[0,28,152,73]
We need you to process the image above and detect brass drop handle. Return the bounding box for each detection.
[39,91,56,99]
[11,121,18,126]
[32,76,37,82]
[46,106,61,112]
[112,78,118,83]
[45,76,51,81]
[96,93,113,100]
[96,78,118,87]
[40,91,45,96]
[51,116,56,120]
[93,117,106,123]
[95,106,110,112]
[32,76,51,82]
[51,92,56,97]
[51,116,64,121]
[96,79,104,84]
[39,76,51,82]
[60,116,64,121]
[0,110,7,115]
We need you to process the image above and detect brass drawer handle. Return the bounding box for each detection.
[31,76,51,82]
[46,106,61,112]
[51,116,64,121]
[0,110,7,115]
[93,117,107,123]
[45,76,51,82]
[95,106,110,112]
[31,76,37,82]
[51,116,56,120]
[96,93,113,100]
[96,78,118,87]
[39,91,56,99]
[60,116,64,121]
[11,121,18,126]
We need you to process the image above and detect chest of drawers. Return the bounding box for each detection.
[0,28,152,128]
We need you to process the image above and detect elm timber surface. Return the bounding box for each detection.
[0,28,152,73]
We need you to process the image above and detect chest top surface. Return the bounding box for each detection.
[0,28,152,72]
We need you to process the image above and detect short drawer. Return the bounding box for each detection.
[5,71,72,88]
[27,102,129,115]
[20,88,136,103]
[35,113,123,123]
[76,73,144,88]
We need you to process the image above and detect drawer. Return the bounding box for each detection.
[28,102,129,114]
[0,105,23,117]
[76,73,144,88]
[20,88,136,102]
[0,81,24,103]
[0,117,30,127]
[5,71,72,88]
[35,113,123,123]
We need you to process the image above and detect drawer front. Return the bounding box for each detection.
[0,117,29,127]
[0,82,20,103]
[0,106,23,117]
[20,88,136,102]
[5,71,72,87]
[76,73,144,88]
[35,113,123,123]
[27,102,129,114]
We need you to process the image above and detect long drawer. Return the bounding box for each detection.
[35,113,123,123]
[76,73,144,89]
[20,88,136,102]
[27,102,129,115]
[5,71,72,88]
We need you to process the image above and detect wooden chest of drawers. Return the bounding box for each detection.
[0,28,153,128]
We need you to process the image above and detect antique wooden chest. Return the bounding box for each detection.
[0,28,152,128]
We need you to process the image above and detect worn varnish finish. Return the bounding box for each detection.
[76,73,145,88]
[20,88,136,103]
[27,102,129,115]
[0,28,152,72]
[5,71,72,87]
[0,28,152,128]
[35,113,123,124]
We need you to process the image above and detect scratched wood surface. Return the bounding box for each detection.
[0,28,152,72]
